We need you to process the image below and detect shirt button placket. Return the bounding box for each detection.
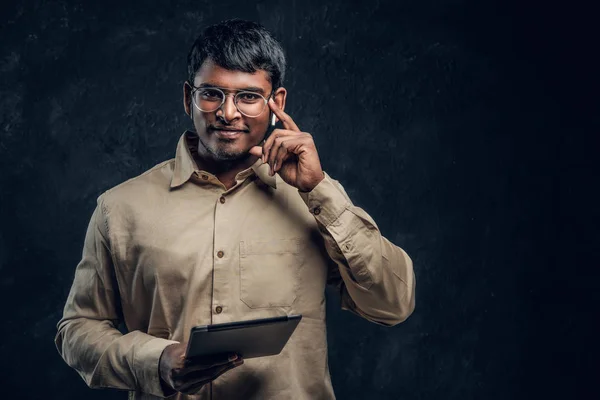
[213,193,229,322]
[213,248,225,321]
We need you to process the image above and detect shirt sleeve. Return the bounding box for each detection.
[54,195,179,397]
[298,172,416,326]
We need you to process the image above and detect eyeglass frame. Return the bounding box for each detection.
[187,81,275,118]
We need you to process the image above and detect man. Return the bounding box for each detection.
[55,19,416,400]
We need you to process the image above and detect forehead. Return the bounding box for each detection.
[193,59,272,92]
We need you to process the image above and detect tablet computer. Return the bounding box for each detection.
[185,314,302,360]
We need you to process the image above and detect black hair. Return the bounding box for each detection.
[187,19,286,90]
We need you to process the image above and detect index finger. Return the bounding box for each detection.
[268,98,300,132]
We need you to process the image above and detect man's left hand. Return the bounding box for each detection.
[249,99,325,192]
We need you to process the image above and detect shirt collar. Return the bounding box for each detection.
[250,156,277,189]
[170,131,277,190]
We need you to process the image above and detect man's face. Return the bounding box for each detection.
[184,59,286,163]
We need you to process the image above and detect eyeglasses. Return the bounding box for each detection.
[189,83,273,118]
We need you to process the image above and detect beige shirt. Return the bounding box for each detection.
[55,130,416,400]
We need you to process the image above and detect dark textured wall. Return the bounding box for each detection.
[0,0,597,399]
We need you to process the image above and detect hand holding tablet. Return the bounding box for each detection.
[159,342,244,395]
[158,314,301,395]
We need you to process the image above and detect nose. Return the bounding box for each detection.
[216,94,241,123]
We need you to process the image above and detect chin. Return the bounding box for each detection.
[198,134,250,162]
[209,146,251,162]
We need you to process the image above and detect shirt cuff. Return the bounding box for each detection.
[298,172,351,227]
[134,337,179,398]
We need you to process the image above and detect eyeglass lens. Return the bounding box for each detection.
[193,88,267,117]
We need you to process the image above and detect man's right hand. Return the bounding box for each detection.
[159,342,244,395]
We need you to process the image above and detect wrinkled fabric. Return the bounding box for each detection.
[55,130,416,400]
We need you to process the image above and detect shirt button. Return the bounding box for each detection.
[219,196,226,204]
[215,306,223,314]
[217,250,224,258]
[343,242,353,251]
[313,206,322,215]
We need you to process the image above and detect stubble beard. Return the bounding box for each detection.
[196,134,254,171]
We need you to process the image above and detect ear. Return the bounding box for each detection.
[272,87,287,121]
[183,81,192,118]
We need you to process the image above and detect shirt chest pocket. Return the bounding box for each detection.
[239,238,301,308]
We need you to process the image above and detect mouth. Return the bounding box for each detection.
[209,127,248,140]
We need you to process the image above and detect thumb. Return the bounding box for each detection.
[248,146,263,158]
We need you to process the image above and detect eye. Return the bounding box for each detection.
[199,89,223,100]
[237,92,262,102]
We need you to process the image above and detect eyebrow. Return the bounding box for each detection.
[196,83,266,95]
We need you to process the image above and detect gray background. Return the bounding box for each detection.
[0,0,597,399]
